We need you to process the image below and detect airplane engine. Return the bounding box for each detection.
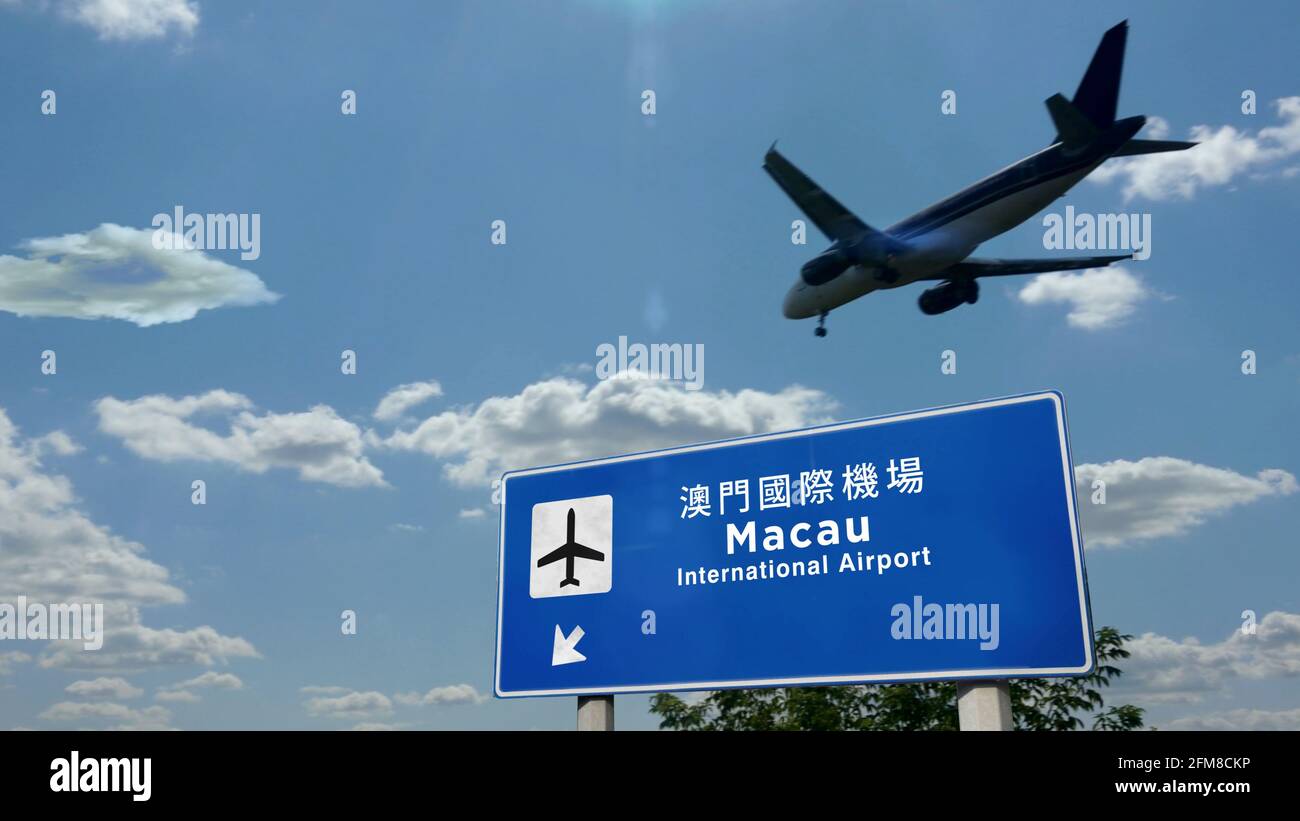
[917,279,978,315]
[799,247,852,285]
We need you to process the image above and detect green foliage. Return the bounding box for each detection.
[650,626,1144,731]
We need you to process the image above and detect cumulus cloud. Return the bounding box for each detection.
[65,677,142,700]
[0,224,275,326]
[379,376,836,488]
[1075,457,1297,548]
[1,408,181,607]
[0,407,258,673]
[62,0,199,41]
[95,390,387,488]
[304,690,394,719]
[0,651,32,676]
[393,684,485,707]
[1117,611,1300,704]
[374,381,443,422]
[39,623,259,672]
[173,671,243,690]
[39,700,173,730]
[298,685,349,696]
[1017,266,1148,329]
[30,431,81,458]
[1164,707,1300,731]
[154,671,243,703]
[1090,97,1300,201]
[96,377,835,494]
[352,721,406,731]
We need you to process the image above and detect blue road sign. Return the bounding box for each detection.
[494,391,1093,698]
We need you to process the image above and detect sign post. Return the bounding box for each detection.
[494,391,1093,722]
[577,695,614,731]
[956,681,1014,730]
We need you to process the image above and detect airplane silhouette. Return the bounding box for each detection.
[537,508,605,588]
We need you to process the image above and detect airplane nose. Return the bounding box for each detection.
[782,287,798,319]
[782,283,814,319]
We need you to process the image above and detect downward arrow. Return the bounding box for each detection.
[552,624,587,666]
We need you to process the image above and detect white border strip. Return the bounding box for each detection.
[494,390,1093,698]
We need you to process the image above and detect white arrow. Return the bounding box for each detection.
[552,624,587,666]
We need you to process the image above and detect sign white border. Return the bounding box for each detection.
[494,390,1094,698]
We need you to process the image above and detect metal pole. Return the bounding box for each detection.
[577,695,614,731]
[956,680,1013,730]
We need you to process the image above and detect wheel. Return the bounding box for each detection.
[814,326,827,337]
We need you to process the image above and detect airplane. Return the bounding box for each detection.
[764,20,1195,336]
[536,508,605,588]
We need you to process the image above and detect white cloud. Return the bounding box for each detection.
[393,684,485,706]
[1075,457,1297,548]
[304,690,394,719]
[39,623,259,671]
[298,685,349,696]
[374,380,443,422]
[1142,115,1172,141]
[1118,611,1300,704]
[171,671,243,690]
[0,651,32,676]
[0,224,275,326]
[156,671,243,701]
[1017,266,1148,329]
[457,508,486,520]
[389,523,426,533]
[1163,707,1300,731]
[379,376,836,488]
[58,0,199,41]
[39,700,173,730]
[1090,97,1300,201]
[154,689,200,703]
[95,390,387,488]
[65,677,142,700]
[31,431,81,458]
[0,411,176,602]
[352,721,406,731]
[0,406,257,673]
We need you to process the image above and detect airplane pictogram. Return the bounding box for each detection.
[535,508,605,588]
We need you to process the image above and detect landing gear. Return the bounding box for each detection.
[815,311,828,337]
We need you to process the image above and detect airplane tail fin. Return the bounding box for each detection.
[560,577,579,588]
[1072,20,1127,128]
[1046,22,1197,158]
[1046,93,1100,149]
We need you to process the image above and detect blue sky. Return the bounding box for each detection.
[1,0,1297,730]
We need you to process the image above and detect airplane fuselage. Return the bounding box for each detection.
[781,116,1144,320]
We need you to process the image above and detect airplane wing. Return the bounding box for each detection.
[763,144,891,245]
[568,543,605,562]
[536,546,568,567]
[926,253,1132,280]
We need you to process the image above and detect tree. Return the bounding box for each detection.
[650,626,1144,731]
